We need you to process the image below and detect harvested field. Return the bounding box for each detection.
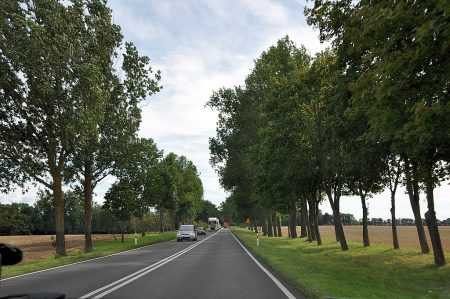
[0,234,123,263]
[280,225,450,251]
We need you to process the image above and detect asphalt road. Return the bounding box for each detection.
[0,229,305,299]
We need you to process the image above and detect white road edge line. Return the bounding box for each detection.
[231,231,296,299]
[81,229,222,299]
[1,238,176,281]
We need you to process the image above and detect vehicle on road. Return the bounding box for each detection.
[196,227,206,235]
[177,225,197,241]
[208,217,221,231]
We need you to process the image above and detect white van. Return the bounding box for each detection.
[208,217,221,231]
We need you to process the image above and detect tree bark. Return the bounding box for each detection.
[404,158,430,253]
[326,187,348,251]
[390,192,400,249]
[313,199,322,245]
[272,212,278,237]
[121,219,125,243]
[53,172,66,256]
[267,213,273,237]
[262,217,268,236]
[159,203,164,233]
[83,159,93,253]
[425,173,446,266]
[288,198,297,238]
[307,197,316,241]
[287,217,291,238]
[276,214,282,237]
[360,190,370,247]
[300,197,308,238]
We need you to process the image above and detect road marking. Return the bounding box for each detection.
[231,231,296,299]
[1,238,176,282]
[81,230,221,298]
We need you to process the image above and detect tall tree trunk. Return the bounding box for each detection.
[287,217,291,238]
[159,203,164,233]
[262,217,267,236]
[334,221,340,242]
[121,219,125,243]
[272,212,278,237]
[404,158,430,253]
[267,213,273,237]
[425,172,446,266]
[326,187,348,251]
[307,198,316,241]
[390,192,400,249]
[83,159,93,253]
[314,200,322,245]
[288,198,297,238]
[276,214,282,237]
[300,197,308,238]
[53,172,66,256]
[360,190,370,247]
[303,196,313,242]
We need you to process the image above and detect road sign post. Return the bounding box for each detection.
[256,233,259,246]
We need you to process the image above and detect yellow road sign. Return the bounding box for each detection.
[245,218,251,224]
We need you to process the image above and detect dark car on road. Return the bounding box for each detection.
[177,225,197,241]
[196,227,206,235]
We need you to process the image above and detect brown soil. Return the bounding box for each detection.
[280,225,450,251]
[0,234,120,263]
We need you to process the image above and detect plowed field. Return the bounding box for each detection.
[281,225,450,251]
[0,234,120,262]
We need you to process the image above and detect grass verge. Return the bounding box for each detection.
[1,232,176,279]
[232,227,450,299]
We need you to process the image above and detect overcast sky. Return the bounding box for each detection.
[1,0,448,220]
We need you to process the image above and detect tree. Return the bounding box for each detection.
[207,87,261,228]
[66,0,161,252]
[103,179,141,242]
[0,204,30,235]
[306,0,448,266]
[345,109,385,247]
[0,0,88,256]
[144,157,177,232]
[302,50,350,250]
[341,213,356,226]
[322,212,333,225]
[196,200,219,223]
[171,155,204,226]
[383,154,402,249]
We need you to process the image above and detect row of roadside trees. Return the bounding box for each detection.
[0,0,205,256]
[208,1,449,266]
[0,192,217,237]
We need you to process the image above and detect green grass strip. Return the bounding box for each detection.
[232,227,450,299]
[1,232,176,279]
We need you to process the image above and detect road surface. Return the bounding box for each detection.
[0,229,305,298]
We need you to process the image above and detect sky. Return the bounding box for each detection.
[0,0,449,220]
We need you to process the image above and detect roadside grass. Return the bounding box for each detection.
[1,232,176,279]
[232,227,450,299]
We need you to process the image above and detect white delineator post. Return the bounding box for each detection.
[256,233,259,246]
[135,232,137,245]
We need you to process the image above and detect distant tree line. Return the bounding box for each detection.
[278,211,450,227]
[0,190,217,237]
[313,212,450,227]
[209,1,449,267]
